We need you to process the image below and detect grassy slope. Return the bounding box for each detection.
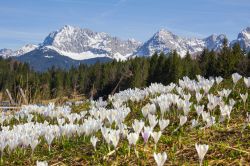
[1,79,250,166]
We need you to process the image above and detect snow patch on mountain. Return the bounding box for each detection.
[44,45,107,60]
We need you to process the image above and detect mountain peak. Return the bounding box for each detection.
[158,28,173,34]
[205,34,226,41]
[41,25,141,60]
[13,44,38,56]
[62,25,76,30]
[155,29,175,38]
[232,27,250,52]
[59,25,79,34]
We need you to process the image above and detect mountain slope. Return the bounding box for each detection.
[16,47,112,71]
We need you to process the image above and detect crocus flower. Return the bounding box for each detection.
[127,132,139,157]
[179,116,187,126]
[30,139,40,155]
[151,131,162,150]
[232,73,242,85]
[110,130,120,149]
[240,93,248,107]
[194,105,204,118]
[141,126,152,144]
[220,105,233,119]
[196,92,203,104]
[132,119,144,134]
[44,132,55,152]
[191,119,199,128]
[90,136,99,151]
[36,161,48,166]
[154,152,167,166]
[159,119,170,131]
[195,143,209,166]
[158,101,170,117]
[215,76,223,85]
[127,132,139,146]
[244,77,250,88]
[148,114,158,129]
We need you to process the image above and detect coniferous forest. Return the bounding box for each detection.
[0,41,249,102]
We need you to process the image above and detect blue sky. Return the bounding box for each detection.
[0,0,250,49]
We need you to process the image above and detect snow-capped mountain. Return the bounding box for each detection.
[135,29,226,57]
[0,44,38,58]
[0,48,13,58]
[41,25,141,61]
[203,34,226,52]
[12,44,38,57]
[0,25,250,71]
[231,27,250,52]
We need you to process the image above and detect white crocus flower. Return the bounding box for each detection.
[127,132,139,157]
[232,73,242,85]
[153,152,167,166]
[191,119,199,128]
[195,143,209,166]
[215,76,223,85]
[196,92,203,104]
[159,119,170,131]
[218,89,231,98]
[36,161,48,166]
[44,132,55,152]
[194,105,204,118]
[141,104,150,118]
[180,115,187,126]
[244,77,250,88]
[30,139,40,155]
[148,103,157,115]
[229,99,236,107]
[127,132,139,146]
[220,105,233,119]
[240,93,248,107]
[205,116,216,128]
[132,119,144,134]
[174,115,187,132]
[151,131,162,150]
[90,136,99,151]
[110,130,120,149]
[158,101,170,117]
[148,114,158,129]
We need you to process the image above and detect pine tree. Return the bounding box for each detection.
[168,50,183,83]
[217,38,233,77]
[205,50,218,77]
[148,52,159,84]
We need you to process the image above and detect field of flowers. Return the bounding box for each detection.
[0,73,250,166]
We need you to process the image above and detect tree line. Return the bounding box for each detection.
[0,40,249,103]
